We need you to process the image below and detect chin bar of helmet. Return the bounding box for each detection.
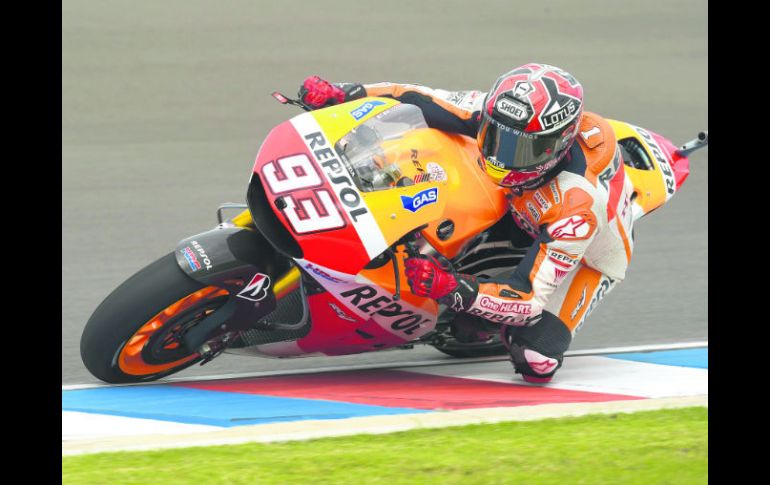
[675,131,708,157]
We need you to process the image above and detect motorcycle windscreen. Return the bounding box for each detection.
[333,103,436,192]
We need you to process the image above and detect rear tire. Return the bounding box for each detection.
[431,315,510,358]
[80,253,228,383]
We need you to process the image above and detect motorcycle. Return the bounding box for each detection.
[80,93,708,383]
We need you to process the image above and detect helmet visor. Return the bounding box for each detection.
[478,113,573,171]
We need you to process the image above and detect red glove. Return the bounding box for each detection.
[298,76,346,109]
[404,256,460,300]
[405,256,480,312]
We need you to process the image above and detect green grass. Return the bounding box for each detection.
[62,407,707,485]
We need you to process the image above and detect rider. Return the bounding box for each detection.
[297,64,634,383]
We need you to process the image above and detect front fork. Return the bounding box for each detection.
[174,208,301,358]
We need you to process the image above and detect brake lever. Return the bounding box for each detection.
[393,240,421,301]
[271,91,312,112]
[390,249,403,301]
[392,227,442,300]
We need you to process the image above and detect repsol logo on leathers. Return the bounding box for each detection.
[304,131,369,222]
[339,285,431,335]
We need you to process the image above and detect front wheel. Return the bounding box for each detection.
[80,253,229,383]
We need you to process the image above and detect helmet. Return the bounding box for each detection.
[477,63,584,189]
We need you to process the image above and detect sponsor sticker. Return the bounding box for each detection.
[450,293,464,312]
[547,248,578,268]
[541,100,579,130]
[237,273,271,302]
[467,308,538,325]
[304,262,345,283]
[409,149,425,173]
[495,97,530,122]
[512,81,534,98]
[477,296,532,314]
[414,162,448,183]
[575,275,616,332]
[426,162,447,181]
[190,240,213,271]
[570,285,587,321]
[447,91,468,105]
[539,77,581,131]
[182,247,201,271]
[339,284,433,336]
[485,160,508,180]
[554,267,570,282]
[452,90,483,110]
[302,131,369,224]
[533,191,551,212]
[526,202,540,222]
[401,187,438,212]
[329,303,357,322]
[487,157,506,169]
[350,100,386,120]
[597,147,622,191]
[549,180,561,204]
[634,125,677,198]
[548,215,590,240]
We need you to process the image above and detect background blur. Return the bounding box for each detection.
[62,0,708,384]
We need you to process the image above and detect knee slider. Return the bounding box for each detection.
[504,312,572,382]
[509,345,561,382]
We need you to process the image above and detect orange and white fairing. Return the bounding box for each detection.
[250,98,507,356]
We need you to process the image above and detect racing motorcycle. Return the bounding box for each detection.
[80,93,708,383]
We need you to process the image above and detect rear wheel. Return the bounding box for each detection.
[80,253,229,383]
[432,339,508,358]
[431,315,509,358]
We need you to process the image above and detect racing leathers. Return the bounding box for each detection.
[303,79,635,382]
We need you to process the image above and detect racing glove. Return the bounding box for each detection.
[298,76,366,109]
[404,256,478,312]
[405,256,542,326]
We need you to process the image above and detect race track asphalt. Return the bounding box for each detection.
[62,0,708,384]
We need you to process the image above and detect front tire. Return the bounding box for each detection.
[80,253,229,383]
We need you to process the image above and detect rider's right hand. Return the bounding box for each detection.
[404,256,460,300]
[298,76,346,109]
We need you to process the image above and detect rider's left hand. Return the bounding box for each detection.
[298,76,347,109]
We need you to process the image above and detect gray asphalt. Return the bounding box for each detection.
[62,0,708,384]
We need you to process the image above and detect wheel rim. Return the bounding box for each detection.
[117,286,228,376]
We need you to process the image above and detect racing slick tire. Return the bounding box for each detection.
[80,253,229,383]
[432,341,508,358]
